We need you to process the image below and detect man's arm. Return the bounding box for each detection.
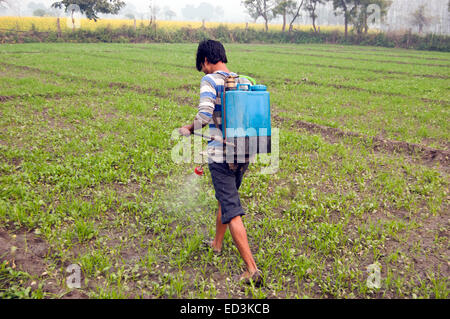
[179,120,207,136]
[179,75,216,136]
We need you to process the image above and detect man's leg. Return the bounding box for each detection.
[208,162,260,282]
[212,201,227,252]
[213,205,259,279]
[228,215,258,277]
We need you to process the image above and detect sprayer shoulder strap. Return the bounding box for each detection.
[212,112,220,130]
[211,72,256,132]
[211,72,237,130]
[214,71,238,78]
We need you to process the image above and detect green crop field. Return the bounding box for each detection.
[0,43,448,299]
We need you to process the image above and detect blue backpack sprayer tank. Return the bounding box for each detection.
[220,74,271,158]
[194,74,271,175]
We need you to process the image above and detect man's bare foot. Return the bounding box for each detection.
[203,239,221,255]
[236,269,263,287]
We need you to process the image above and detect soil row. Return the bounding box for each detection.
[260,50,450,68]
[292,61,448,80]
[291,47,450,62]
[279,78,449,105]
[273,114,450,171]
[0,92,86,103]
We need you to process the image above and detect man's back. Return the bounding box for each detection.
[198,71,252,163]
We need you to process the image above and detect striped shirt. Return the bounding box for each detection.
[194,71,252,163]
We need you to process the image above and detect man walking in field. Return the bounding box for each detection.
[179,39,262,286]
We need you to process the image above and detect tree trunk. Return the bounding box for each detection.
[364,14,368,34]
[343,3,348,40]
[56,17,61,38]
[363,7,368,34]
[282,12,286,32]
[288,0,305,34]
[71,10,75,32]
[312,15,317,32]
[312,3,318,33]
[345,19,348,39]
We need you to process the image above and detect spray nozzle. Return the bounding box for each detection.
[194,166,204,176]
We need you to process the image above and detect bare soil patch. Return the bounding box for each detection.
[0,95,14,102]
[0,228,48,276]
[0,227,78,298]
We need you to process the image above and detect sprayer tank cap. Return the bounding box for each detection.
[251,85,267,91]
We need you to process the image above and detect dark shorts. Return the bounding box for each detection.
[208,161,250,224]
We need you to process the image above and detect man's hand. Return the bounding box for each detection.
[178,125,192,137]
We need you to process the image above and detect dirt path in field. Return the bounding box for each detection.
[273,113,450,172]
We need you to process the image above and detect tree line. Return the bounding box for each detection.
[242,0,392,38]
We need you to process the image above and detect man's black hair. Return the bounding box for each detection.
[196,39,228,71]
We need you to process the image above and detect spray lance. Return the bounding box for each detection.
[191,131,235,176]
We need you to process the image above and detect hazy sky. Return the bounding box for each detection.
[5,0,250,22]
